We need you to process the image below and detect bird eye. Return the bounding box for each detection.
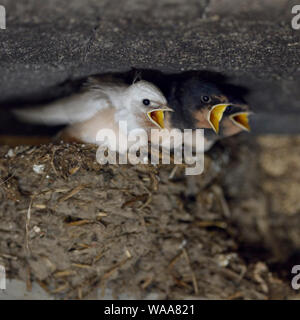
[201,96,211,103]
[143,99,150,106]
[226,105,232,112]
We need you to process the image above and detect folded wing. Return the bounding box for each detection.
[12,76,126,126]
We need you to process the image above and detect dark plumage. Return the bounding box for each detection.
[166,77,229,130]
[140,70,252,150]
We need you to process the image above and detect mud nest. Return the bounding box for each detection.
[0,135,299,299]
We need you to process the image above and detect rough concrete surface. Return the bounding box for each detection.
[0,0,299,133]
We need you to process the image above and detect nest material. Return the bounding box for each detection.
[0,138,296,299]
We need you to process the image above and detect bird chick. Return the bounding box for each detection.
[164,76,251,150]
[13,76,173,151]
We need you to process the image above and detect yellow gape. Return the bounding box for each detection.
[230,112,251,131]
[208,104,230,134]
[147,110,166,129]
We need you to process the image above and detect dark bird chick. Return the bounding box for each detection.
[163,76,251,150]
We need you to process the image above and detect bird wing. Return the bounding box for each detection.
[13,90,111,126]
[12,75,129,126]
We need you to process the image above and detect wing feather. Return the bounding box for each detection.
[13,90,111,125]
[13,74,129,126]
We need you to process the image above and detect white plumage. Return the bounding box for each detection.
[13,76,173,149]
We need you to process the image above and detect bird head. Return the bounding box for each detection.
[168,77,251,136]
[125,80,174,129]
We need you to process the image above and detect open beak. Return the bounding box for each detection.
[147,106,174,129]
[207,104,231,134]
[229,112,251,132]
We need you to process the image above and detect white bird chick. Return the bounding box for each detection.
[13,76,173,151]
[115,79,173,131]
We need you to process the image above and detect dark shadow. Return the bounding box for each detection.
[118,68,250,104]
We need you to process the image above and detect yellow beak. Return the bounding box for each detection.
[207,104,231,134]
[229,112,251,131]
[147,107,174,129]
